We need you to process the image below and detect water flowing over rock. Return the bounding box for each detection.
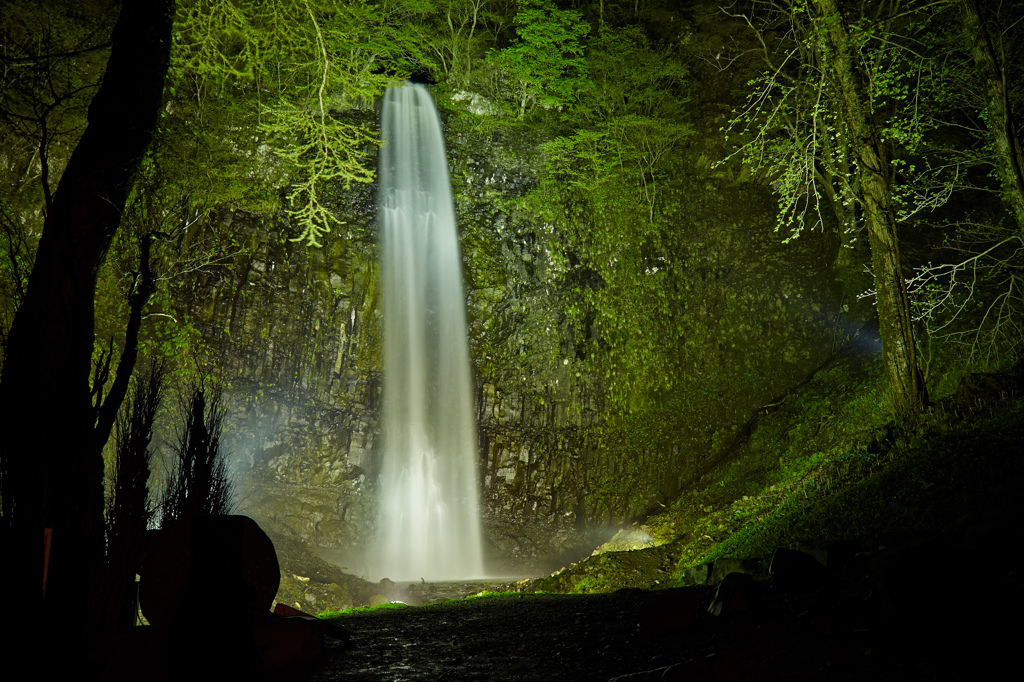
[369,82,485,581]
[161,83,844,589]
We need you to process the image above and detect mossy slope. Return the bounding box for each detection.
[527,351,1024,594]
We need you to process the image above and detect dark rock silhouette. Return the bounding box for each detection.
[102,514,329,680]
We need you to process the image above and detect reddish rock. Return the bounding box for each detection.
[274,603,316,618]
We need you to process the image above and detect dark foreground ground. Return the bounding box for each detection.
[302,551,1021,682]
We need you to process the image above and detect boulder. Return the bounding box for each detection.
[678,562,713,586]
[709,557,759,584]
[122,515,330,677]
[140,514,280,625]
[708,572,756,617]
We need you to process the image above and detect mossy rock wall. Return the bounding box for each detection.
[160,91,847,575]
[163,189,383,554]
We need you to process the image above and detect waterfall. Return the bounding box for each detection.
[371,82,485,582]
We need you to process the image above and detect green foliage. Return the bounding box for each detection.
[539,354,1023,594]
[487,0,590,118]
[580,25,688,123]
[0,0,114,346]
[171,0,419,246]
[417,0,508,90]
[318,601,409,617]
[701,393,1024,565]
[718,3,851,242]
[721,1,1022,246]
[515,22,692,428]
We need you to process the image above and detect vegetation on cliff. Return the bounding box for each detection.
[1,0,1022,627]
[529,349,1024,595]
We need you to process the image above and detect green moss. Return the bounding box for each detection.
[521,352,1022,595]
[464,590,514,600]
[317,601,409,618]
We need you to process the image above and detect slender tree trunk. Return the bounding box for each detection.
[0,0,174,639]
[959,0,1024,231]
[813,0,928,418]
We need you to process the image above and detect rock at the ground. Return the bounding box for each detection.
[140,514,279,625]
[679,562,712,586]
[253,611,325,671]
[708,572,756,617]
[275,603,353,642]
[709,557,759,584]
[109,514,334,677]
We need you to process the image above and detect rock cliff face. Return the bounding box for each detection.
[165,92,846,579]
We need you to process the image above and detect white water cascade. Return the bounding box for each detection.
[371,82,485,582]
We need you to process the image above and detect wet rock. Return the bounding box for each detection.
[139,514,279,625]
[679,562,713,586]
[708,572,756,617]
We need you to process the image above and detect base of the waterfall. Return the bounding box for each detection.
[379,576,538,606]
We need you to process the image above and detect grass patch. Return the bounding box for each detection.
[699,391,1024,565]
[317,602,409,618]
[464,590,520,601]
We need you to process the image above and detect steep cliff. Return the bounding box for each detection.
[155,89,847,582]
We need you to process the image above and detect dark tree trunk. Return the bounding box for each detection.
[93,233,157,454]
[813,0,929,418]
[0,0,174,634]
[959,0,1024,230]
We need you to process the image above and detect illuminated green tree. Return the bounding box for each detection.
[170,0,420,246]
[522,23,691,406]
[488,0,590,118]
[719,0,941,416]
[719,0,1024,380]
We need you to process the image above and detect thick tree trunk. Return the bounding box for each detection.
[813,0,928,418]
[0,0,173,631]
[959,0,1024,230]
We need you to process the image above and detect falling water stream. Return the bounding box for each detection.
[371,82,485,582]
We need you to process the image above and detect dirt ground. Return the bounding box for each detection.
[301,569,1020,681]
